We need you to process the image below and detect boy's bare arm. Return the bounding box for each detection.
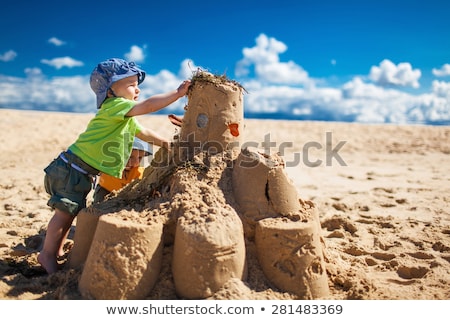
[136,128,170,149]
[126,80,191,117]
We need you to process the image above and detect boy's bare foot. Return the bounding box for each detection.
[37,251,58,274]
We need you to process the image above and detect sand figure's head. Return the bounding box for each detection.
[178,71,245,160]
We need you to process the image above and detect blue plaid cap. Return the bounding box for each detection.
[90,58,146,108]
[132,137,152,156]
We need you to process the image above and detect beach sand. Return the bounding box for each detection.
[0,108,449,300]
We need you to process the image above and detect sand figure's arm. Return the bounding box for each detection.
[168,114,183,127]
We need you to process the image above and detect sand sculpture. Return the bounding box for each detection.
[68,71,330,299]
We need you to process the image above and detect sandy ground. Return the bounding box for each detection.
[0,108,449,300]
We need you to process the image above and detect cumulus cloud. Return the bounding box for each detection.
[41,57,84,69]
[0,69,93,112]
[48,37,66,46]
[432,63,450,77]
[178,59,201,79]
[238,66,449,124]
[137,59,197,113]
[1,34,449,125]
[232,35,448,124]
[369,59,421,88]
[24,67,44,78]
[125,45,146,63]
[235,33,311,86]
[0,50,17,62]
[432,80,450,98]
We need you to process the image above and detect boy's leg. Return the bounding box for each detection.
[38,208,75,274]
[58,227,71,257]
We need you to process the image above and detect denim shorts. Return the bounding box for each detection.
[44,156,94,216]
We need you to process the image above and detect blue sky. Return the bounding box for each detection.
[1,0,450,124]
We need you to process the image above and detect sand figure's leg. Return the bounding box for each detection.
[172,208,247,299]
[255,216,330,299]
[68,208,101,269]
[78,215,164,299]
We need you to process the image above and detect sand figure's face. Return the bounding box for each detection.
[180,73,244,155]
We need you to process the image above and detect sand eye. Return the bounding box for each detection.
[196,113,208,128]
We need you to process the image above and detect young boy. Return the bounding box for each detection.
[38,58,191,274]
[92,137,152,203]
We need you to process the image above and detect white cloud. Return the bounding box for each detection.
[0,71,93,112]
[178,59,201,79]
[236,55,449,124]
[48,37,66,46]
[41,57,84,69]
[0,76,23,104]
[342,77,399,100]
[235,33,311,86]
[432,63,450,77]
[139,62,190,113]
[432,80,450,98]
[242,81,307,113]
[0,50,17,62]
[369,59,421,88]
[125,45,146,63]
[1,35,449,125]
[24,67,44,78]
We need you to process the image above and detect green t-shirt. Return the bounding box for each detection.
[69,97,143,178]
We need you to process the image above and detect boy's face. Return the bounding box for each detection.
[124,148,147,170]
[109,75,140,101]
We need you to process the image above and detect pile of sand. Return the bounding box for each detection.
[66,73,329,300]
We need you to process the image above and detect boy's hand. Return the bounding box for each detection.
[177,80,191,98]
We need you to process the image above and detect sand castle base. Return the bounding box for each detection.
[78,215,163,299]
[172,208,247,299]
[67,208,100,269]
[255,215,329,299]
